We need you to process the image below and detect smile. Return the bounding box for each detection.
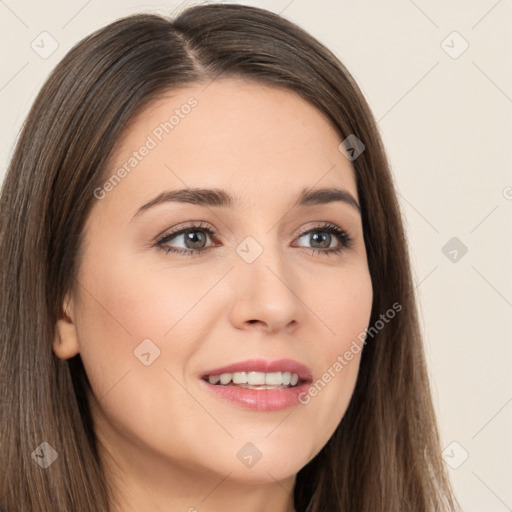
[200,358,313,411]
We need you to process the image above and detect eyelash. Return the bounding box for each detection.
[155,221,354,257]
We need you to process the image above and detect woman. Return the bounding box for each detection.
[0,3,459,511]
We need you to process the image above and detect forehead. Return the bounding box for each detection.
[98,78,358,217]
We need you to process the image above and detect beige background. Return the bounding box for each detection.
[1,1,511,510]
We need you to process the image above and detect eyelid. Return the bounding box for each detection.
[155,221,217,245]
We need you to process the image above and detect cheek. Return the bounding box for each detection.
[75,241,214,347]
[71,243,196,399]
[296,264,372,446]
[72,235,237,418]
[72,250,223,461]
[306,260,373,349]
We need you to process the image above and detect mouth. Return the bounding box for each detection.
[199,358,313,411]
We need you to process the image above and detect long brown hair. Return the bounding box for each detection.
[0,4,459,511]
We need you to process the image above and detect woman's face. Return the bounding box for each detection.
[55,78,372,493]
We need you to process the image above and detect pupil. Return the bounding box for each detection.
[311,232,330,248]
[185,230,206,249]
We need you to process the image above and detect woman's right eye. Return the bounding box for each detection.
[156,223,217,256]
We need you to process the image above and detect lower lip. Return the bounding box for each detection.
[200,379,310,411]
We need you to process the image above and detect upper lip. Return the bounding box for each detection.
[201,358,313,383]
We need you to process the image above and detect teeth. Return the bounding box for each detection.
[265,372,283,385]
[232,372,247,384]
[208,375,220,385]
[248,372,266,385]
[219,373,232,385]
[206,371,301,387]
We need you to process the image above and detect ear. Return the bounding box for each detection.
[53,293,80,359]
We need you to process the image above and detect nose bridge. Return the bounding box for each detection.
[230,229,302,331]
[228,230,302,332]
[237,229,288,287]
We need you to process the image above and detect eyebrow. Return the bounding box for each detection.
[132,186,361,219]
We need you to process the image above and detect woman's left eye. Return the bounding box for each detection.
[294,223,353,255]
[155,222,353,257]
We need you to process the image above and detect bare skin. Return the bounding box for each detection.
[53,78,373,512]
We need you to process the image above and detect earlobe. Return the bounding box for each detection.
[53,294,80,360]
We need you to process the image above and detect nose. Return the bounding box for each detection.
[227,242,304,334]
